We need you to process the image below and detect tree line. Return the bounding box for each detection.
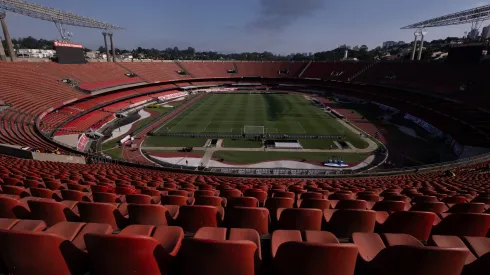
[2,36,471,61]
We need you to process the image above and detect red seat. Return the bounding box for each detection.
[323,209,376,238]
[375,211,436,241]
[127,204,171,226]
[77,202,128,229]
[175,205,222,233]
[227,197,259,208]
[430,235,490,275]
[85,225,183,275]
[300,198,331,210]
[177,230,258,275]
[432,213,490,237]
[276,208,322,231]
[353,232,468,275]
[0,222,113,275]
[225,207,269,234]
[27,199,81,227]
[272,230,358,275]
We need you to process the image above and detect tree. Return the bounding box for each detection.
[360,45,368,52]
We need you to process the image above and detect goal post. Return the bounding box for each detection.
[243,126,265,135]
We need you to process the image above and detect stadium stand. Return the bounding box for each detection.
[0,153,489,274]
[2,60,490,274]
[120,62,189,82]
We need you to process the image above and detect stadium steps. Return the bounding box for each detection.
[349,60,380,81]
[175,62,195,78]
[298,60,312,78]
[115,62,149,81]
[34,63,87,95]
[233,62,239,74]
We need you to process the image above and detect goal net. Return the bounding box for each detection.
[243,126,265,135]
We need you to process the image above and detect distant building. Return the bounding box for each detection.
[382,41,397,48]
[17,49,55,58]
[482,25,490,39]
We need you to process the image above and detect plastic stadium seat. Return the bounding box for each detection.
[356,193,381,202]
[127,204,171,226]
[161,195,193,206]
[432,213,490,236]
[90,185,113,193]
[168,190,191,197]
[27,199,81,227]
[61,190,92,202]
[221,189,243,199]
[0,218,46,231]
[2,186,31,198]
[227,197,259,208]
[409,202,448,213]
[92,192,125,203]
[443,196,469,204]
[0,222,113,275]
[447,203,486,213]
[271,191,295,199]
[177,228,258,275]
[77,202,128,229]
[323,209,376,238]
[265,197,294,223]
[335,199,368,210]
[194,190,216,197]
[0,196,32,219]
[300,192,324,200]
[276,208,322,231]
[375,211,436,241]
[126,194,159,204]
[271,230,358,275]
[85,225,183,275]
[353,232,468,275]
[244,189,267,206]
[175,205,223,233]
[224,206,269,234]
[194,195,225,207]
[430,235,490,275]
[411,195,439,204]
[29,187,63,201]
[300,198,331,210]
[372,200,408,212]
[329,192,353,201]
[382,194,410,203]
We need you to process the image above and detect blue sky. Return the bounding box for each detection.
[3,0,489,54]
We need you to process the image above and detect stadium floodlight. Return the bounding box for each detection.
[0,0,123,41]
[401,4,490,29]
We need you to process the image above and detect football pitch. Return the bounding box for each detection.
[156,93,367,148]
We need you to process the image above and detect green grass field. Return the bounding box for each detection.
[154,93,367,148]
[212,151,370,164]
[222,138,263,148]
[144,136,207,147]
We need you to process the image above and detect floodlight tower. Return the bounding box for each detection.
[417,29,427,60]
[102,31,110,62]
[411,29,421,61]
[0,10,14,61]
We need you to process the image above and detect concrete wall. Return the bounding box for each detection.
[0,143,86,164]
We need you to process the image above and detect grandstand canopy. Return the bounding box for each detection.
[401,4,490,29]
[0,0,123,30]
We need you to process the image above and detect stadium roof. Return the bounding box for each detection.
[401,4,490,29]
[0,0,123,30]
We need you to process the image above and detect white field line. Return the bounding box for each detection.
[202,120,212,132]
[295,121,307,134]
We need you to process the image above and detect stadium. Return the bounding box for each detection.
[0,1,489,275]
